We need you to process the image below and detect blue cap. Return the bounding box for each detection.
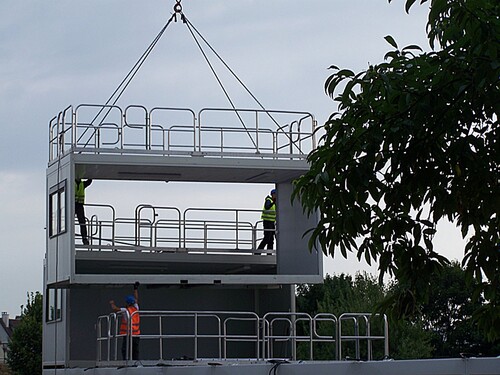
[125,295,136,305]
[271,189,276,195]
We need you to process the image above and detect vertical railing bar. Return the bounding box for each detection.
[309,318,313,360]
[367,318,372,361]
[159,315,163,361]
[255,111,259,153]
[235,210,239,249]
[146,110,151,150]
[194,313,198,360]
[384,314,389,358]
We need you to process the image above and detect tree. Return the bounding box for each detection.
[297,273,434,360]
[292,0,499,339]
[7,292,42,375]
[416,261,500,357]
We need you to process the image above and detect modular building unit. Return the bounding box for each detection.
[43,105,323,369]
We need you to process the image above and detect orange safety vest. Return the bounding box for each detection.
[119,306,140,336]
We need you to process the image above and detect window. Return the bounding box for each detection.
[49,181,66,237]
[46,288,62,322]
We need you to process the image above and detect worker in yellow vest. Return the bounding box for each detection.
[257,188,277,252]
[110,282,141,361]
[75,179,92,245]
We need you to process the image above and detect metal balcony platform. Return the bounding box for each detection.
[71,152,309,184]
[75,246,276,275]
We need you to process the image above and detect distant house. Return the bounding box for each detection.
[0,312,20,363]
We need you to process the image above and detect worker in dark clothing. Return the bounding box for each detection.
[257,188,277,251]
[75,178,92,245]
[110,282,141,361]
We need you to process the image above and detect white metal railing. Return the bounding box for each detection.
[338,313,389,361]
[49,105,316,162]
[96,311,388,365]
[77,204,274,254]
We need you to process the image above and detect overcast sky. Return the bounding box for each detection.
[0,0,465,316]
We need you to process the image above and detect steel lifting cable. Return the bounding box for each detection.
[183,15,303,154]
[184,18,278,128]
[79,9,178,144]
[80,0,302,153]
[183,14,258,149]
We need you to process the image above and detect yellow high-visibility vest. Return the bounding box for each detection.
[75,181,86,204]
[261,196,276,222]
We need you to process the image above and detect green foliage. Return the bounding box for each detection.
[297,266,499,360]
[417,261,500,357]
[7,292,42,375]
[297,273,385,315]
[388,319,434,359]
[293,0,499,340]
[297,273,434,360]
[296,273,388,360]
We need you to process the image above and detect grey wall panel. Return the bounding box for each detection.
[68,285,292,362]
[276,183,321,275]
[46,158,73,285]
[42,289,68,366]
[45,357,500,375]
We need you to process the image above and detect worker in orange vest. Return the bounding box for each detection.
[110,282,141,360]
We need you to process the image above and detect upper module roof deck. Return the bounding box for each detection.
[49,104,317,183]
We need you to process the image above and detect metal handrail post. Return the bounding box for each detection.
[312,119,317,149]
[146,110,151,150]
[57,111,63,155]
[384,315,389,358]
[203,222,208,251]
[217,318,222,360]
[194,313,198,360]
[61,106,72,151]
[367,319,372,361]
[255,111,259,153]
[159,315,163,360]
[263,319,270,359]
[354,318,360,360]
[96,318,102,362]
[48,116,57,160]
[309,318,314,360]
[235,210,239,249]
[106,316,111,362]
[120,112,124,150]
[252,224,257,249]
[127,310,134,365]
[291,316,297,360]
[182,212,187,249]
[197,111,202,152]
[134,205,143,246]
[113,314,119,361]
[258,318,262,360]
[71,106,77,148]
[220,128,224,153]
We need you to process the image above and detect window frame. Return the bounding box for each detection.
[48,180,67,237]
[46,288,62,323]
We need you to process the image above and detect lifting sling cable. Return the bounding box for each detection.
[78,12,177,143]
[183,16,304,154]
[183,15,258,149]
[80,0,302,153]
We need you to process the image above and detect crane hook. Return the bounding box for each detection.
[173,0,182,13]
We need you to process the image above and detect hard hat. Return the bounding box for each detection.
[270,189,276,195]
[125,295,136,305]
